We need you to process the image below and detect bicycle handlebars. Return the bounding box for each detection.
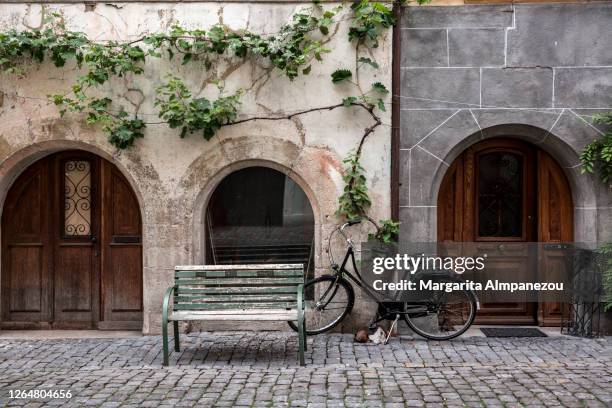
[329,218,370,265]
[345,219,362,227]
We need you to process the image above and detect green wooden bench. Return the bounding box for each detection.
[162,263,306,366]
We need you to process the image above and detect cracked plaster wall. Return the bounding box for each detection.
[0,2,391,333]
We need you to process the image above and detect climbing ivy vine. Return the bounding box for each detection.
[1,6,341,147]
[600,243,612,312]
[0,1,428,241]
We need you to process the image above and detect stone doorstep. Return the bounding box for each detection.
[0,330,142,340]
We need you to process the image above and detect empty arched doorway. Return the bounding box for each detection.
[205,166,314,275]
[438,138,573,326]
[1,150,143,329]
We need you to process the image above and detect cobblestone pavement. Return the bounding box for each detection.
[0,331,610,407]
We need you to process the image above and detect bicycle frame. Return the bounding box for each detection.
[329,245,429,322]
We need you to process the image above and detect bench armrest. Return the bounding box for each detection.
[162,286,175,322]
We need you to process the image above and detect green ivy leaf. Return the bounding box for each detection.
[331,68,352,84]
[358,57,379,69]
[342,96,357,107]
[371,82,388,94]
[368,219,400,243]
[51,94,65,105]
[303,65,312,75]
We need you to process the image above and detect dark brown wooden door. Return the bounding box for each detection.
[1,159,53,327]
[1,151,142,329]
[438,138,573,325]
[99,162,143,329]
[52,152,101,327]
[537,150,573,326]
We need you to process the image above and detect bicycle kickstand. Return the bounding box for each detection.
[384,314,400,345]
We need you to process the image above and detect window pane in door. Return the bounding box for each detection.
[478,152,522,237]
[64,160,91,236]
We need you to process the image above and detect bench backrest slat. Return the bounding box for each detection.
[174,294,297,302]
[174,277,303,286]
[176,287,298,295]
[172,263,304,311]
[175,269,303,278]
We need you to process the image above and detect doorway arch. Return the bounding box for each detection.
[204,166,315,276]
[437,138,573,326]
[1,150,143,329]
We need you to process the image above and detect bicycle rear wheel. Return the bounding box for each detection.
[288,275,354,335]
[404,275,477,340]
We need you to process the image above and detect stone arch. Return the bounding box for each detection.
[181,133,346,276]
[428,124,598,243]
[0,140,145,221]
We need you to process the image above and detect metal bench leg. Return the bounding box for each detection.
[162,315,169,366]
[297,317,305,366]
[173,321,180,352]
[297,284,305,366]
[303,318,307,352]
[161,286,175,366]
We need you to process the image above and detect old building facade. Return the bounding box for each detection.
[0,1,610,333]
[397,3,612,327]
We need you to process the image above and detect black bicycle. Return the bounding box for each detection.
[289,219,478,340]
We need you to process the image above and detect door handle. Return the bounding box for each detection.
[91,236,99,256]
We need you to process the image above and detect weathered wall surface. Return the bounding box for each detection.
[399,3,612,244]
[0,2,391,333]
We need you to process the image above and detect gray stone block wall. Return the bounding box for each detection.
[399,3,612,245]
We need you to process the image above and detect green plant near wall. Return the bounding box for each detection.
[338,152,372,219]
[599,243,612,312]
[0,1,428,240]
[580,114,612,311]
[369,219,400,243]
[581,112,612,184]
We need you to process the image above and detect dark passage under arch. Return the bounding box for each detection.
[205,167,314,274]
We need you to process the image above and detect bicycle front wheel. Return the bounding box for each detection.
[288,275,354,335]
[404,275,477,340]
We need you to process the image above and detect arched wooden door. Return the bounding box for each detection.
[1,151,143,329]
[438,139,572,325]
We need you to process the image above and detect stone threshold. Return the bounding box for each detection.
[0,330,142,339]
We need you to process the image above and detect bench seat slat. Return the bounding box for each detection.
[174,295,297,302]
[170,309,298,321]
[173,302,296,310]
